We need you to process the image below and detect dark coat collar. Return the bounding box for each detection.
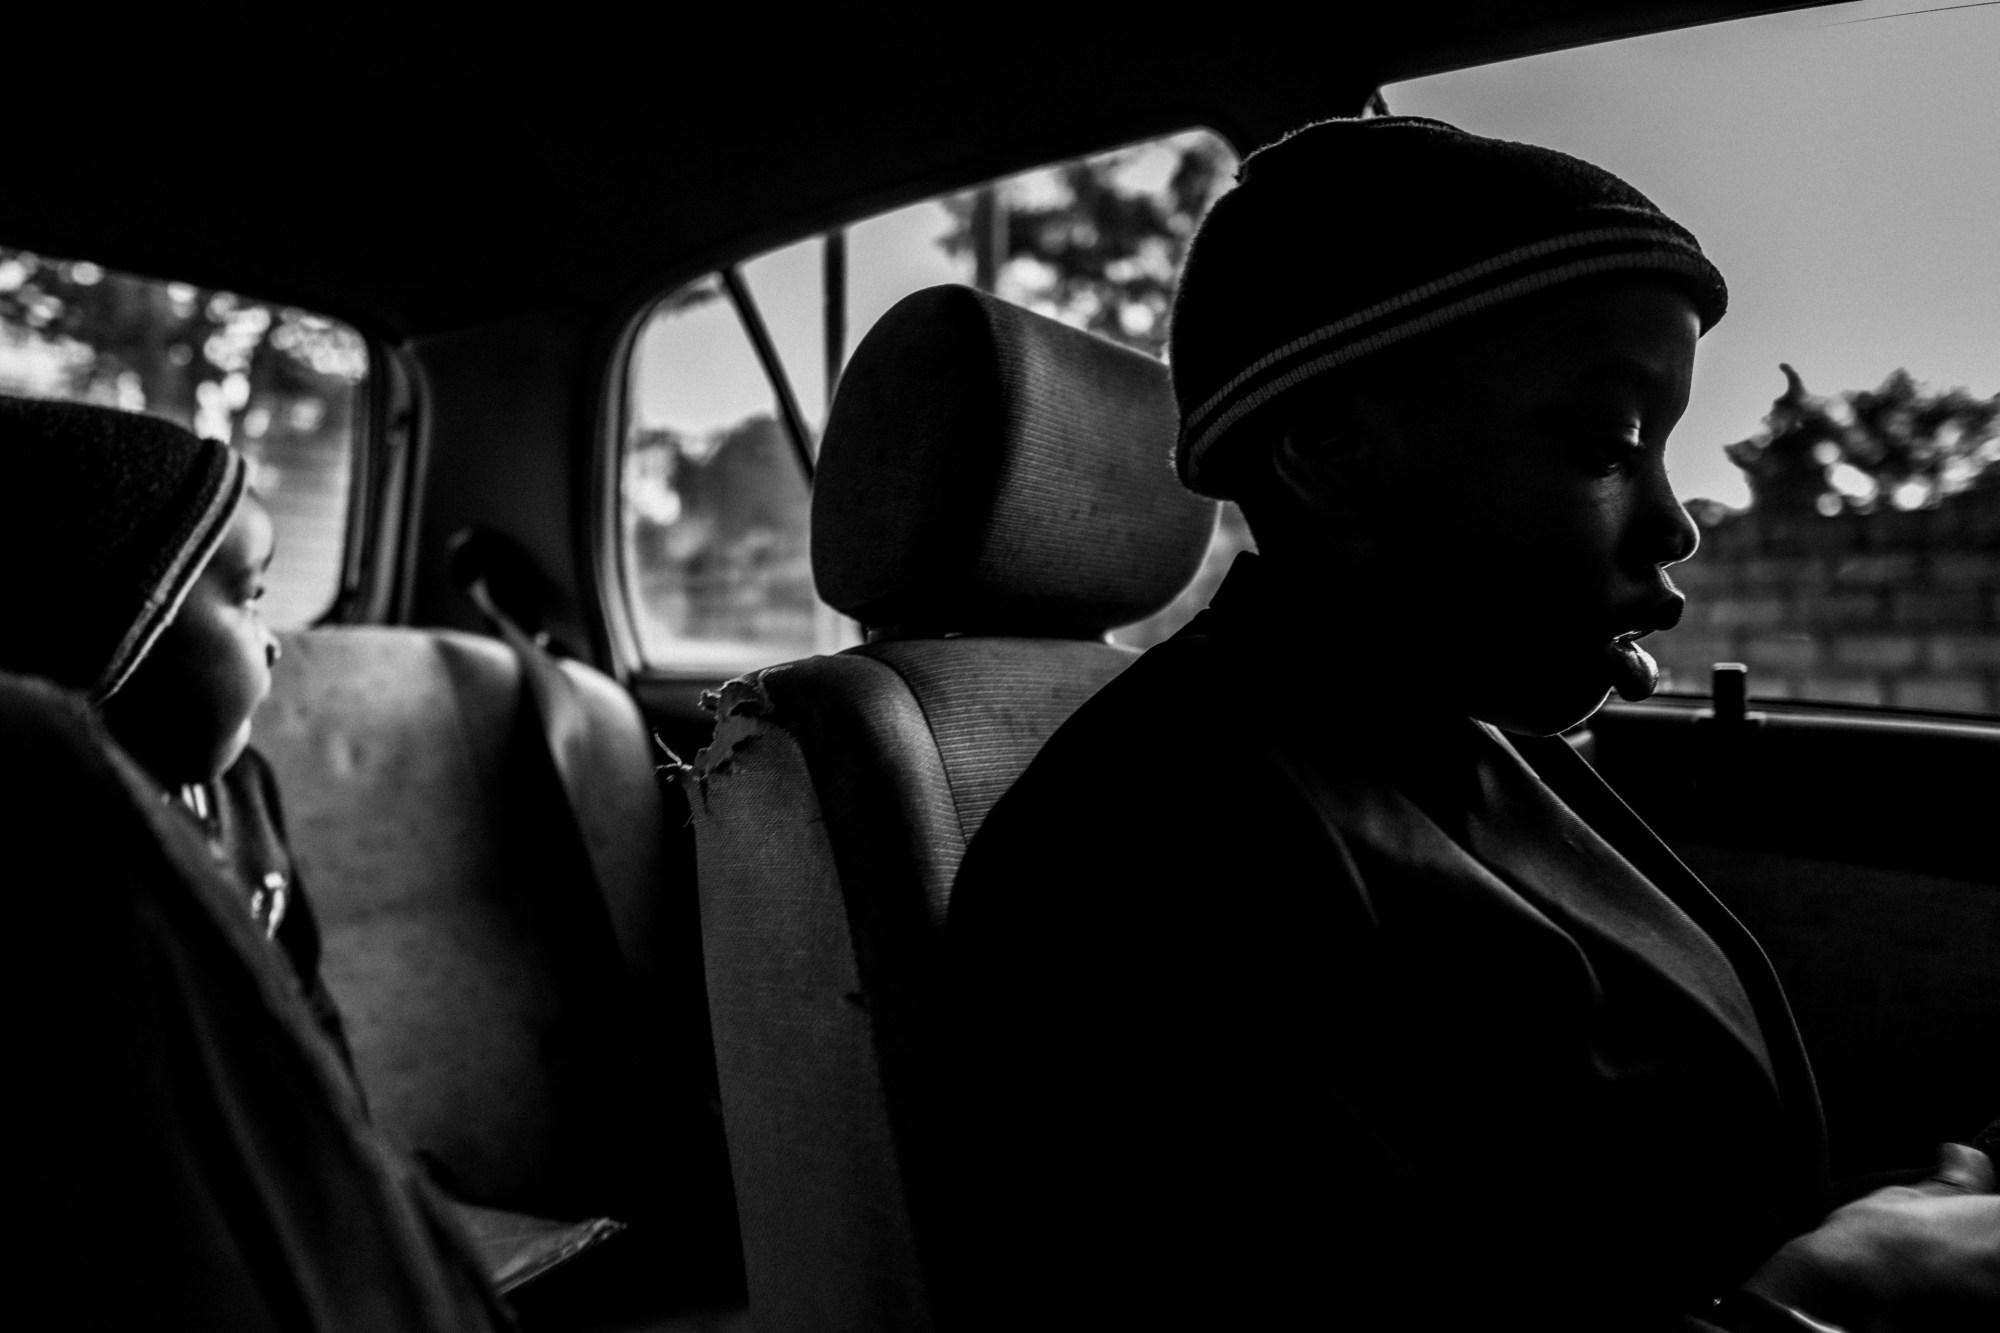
[1189,549,1829,1215]
[1509,728,1829,1215]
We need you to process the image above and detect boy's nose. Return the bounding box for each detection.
[1635,463,1700,570]
[1659,495,1700,568]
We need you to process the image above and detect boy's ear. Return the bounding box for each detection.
[1271,394,1399,522]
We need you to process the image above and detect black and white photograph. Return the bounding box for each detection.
[3,4,1996,1330]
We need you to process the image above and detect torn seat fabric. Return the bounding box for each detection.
[5,671,511,1333]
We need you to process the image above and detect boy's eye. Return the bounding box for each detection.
[1538,403,1649,475]
[1572,431,1645,475]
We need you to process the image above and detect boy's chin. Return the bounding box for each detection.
[1469,651,1623,737]
[156,721,253,789]
[1475,688,1612,738]
[207,721,254,782]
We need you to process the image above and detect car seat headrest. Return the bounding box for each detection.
[812,286,1218,638]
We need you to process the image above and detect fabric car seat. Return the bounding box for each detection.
[253,627,737,1304]
[679,285,1218,1333]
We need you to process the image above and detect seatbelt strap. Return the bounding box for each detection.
[465,576,638,1040]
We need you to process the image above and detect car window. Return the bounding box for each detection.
[1386,1,2000,716]
[621,128,1247,676]
[621,275,825,670]
[0,245,366,629]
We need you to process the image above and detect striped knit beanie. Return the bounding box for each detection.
[0,396,247,701]
[1170,116,1727,497]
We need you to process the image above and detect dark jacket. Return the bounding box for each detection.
[947,555,1827,1330]
[6,672,510,1332]
[189,745,353,1069]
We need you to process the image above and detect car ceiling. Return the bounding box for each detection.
[7,3,1825,342]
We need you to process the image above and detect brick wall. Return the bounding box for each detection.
[1652,484,2000,713]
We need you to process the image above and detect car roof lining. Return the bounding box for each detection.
[3,4,1828,342]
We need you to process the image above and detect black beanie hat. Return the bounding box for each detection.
[1170,116,1728,498]
[0,395,247,700]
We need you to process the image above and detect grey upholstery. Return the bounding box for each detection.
[254,627,696,1219]
[683,286,1217,1332]
[813,286,1211,636]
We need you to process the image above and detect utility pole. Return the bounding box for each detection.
[969,185,1006,293]
[823,228,847,412]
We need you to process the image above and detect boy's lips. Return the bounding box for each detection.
[1599,598,1680,702]
[1602,591,1686,647]
[1605,634,1660,701]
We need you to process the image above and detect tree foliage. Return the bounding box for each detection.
[1725,363,2000,517]
[936,130,1237,358]
[0,246,366,449]
[0,245,371,624]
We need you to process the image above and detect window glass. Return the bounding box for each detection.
[623,275,832,670]
[0,244,365,628]
[1387,1,2000,714]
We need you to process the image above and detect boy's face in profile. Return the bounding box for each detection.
[105,496,280,786]
[1287,282,1702,734]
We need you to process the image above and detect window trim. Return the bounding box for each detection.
[322,336,419,626]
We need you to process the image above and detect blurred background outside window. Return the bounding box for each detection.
[1390,1,2000,715]
[623,127,1250,675]
[622,275,822,670]
[0,245,366,628]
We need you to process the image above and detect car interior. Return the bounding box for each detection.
[5,4,1995,1331]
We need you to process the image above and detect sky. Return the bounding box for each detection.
[1388,0,2000,507]
[633,203,975,441]
[633,1,1999,510]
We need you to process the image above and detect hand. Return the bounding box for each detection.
[1745,1143,2000,1331]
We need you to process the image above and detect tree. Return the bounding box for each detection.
[1724,364,2000,517]
[0,246,366,455]
[935,130,1236,358]
[624,414,814,645]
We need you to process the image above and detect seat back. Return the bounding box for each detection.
[682,286,1217,1332]
[254,627,714,1231]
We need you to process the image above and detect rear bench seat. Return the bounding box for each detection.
[254,625,742,1327]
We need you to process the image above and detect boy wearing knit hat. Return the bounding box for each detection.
[949,119,1998,1331]
[1,392,519,1329]
[0,394,344,1048]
